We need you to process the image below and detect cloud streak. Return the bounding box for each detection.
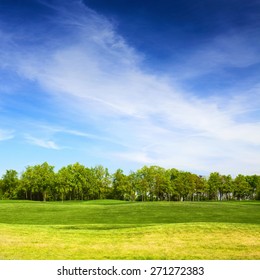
[0,129,14,141]
[24,134,61,150]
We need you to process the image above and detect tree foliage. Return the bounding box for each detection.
[0,163,259,201]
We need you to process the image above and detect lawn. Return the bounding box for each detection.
[0,200,259,259]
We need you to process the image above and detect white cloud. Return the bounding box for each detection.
[113,151,154,165]
[24,135,60,150]
[0,129,14,141]
[172,29,260,80]
[1,0,260,175]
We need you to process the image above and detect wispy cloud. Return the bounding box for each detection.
[24,134,61,150]
[0,0,259,175]
[0,129,14,141]
[171,28,260,81]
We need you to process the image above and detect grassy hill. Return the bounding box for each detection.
[0,200,259,259]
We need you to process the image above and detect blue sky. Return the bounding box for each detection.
[0,0,260,176]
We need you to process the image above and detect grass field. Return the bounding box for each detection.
[0,200,259,259]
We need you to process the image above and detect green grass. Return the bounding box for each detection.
[0,200,259,259]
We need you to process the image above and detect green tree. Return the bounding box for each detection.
[246,175,260,200]
[168,168,180,201]
[1,169,19,199]
[193,175,207,201]
[135,166,153,201]
[93,165,111,199]
[56,164,84,201]
[84,167,98,200]
[221,175,234,200]
[173,171,196,201]
[20,163,55,201]
[127,171,138,201]
[233,174,251,200]
[69,162,89,200]
[207,172,222,200]
[20,166,34,200]
[112,169,129,200]
[150,166,169,201]
[56,165,74,201]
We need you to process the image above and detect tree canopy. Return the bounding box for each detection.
[0,162,259,201]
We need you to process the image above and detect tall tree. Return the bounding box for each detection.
[207,172,222,200]
[135,166,152,201]
[193,175,207,201]
[112,169,129,200]
[127,171,138,201]
[93,165,111,199]
[69,162,89,200]
[1,169,19,199]
[234,174,251,200]
[168,168,179,201]
[221,175,234,200]
[246,175,260,200]
[150,166,169,201]
[20,163,55,201]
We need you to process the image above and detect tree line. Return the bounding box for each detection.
[0,162,259,201]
